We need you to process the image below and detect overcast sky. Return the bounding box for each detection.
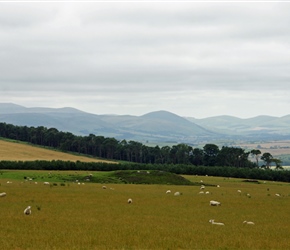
[1,1,290,118]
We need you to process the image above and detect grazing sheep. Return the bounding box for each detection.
[128,198,132,204]
[166,190,171,194]
[209,219,224,226]
[199,191,204,194]
[102,186,107,189]
[43,182,50,185]
[174,192,182,196]
[243,221,255,225]
[6,181,12,184]
[216,185,220,188]
[237,190,242,193]
[0,192,6,197]
[205,191,210,194]
[210,200,221,206]
[24,206,32,215]
[200,185,205,190]
[275,193,281,197]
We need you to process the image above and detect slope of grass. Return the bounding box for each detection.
[0,139,115,163]
[0,170,203,186]
[0,175,290,249]
[112,170,200,185]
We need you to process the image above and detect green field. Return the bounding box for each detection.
[1,172,290,249]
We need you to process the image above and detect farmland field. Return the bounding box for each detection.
[0,139,115,163]
[1,172,290,249]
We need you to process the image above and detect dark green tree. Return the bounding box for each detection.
[250,149,261,167]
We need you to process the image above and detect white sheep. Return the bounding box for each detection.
[205,191,210,194]
[166,190,171,194]
[0,192,6,197]
[200,185,205,190]
[43,182,50,185]
[275,193,281,197]
[102,186,107,189]
[210,200,221,206]
[128,198,132,204]
[199,191,204,194]
[24,206,32,215]
[174,192,181,196]
[243,221,255,225]
[209,219,224,226]
[237,190,242,193]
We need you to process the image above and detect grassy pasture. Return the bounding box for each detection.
[1,173,290,249]
[0,139,115,163]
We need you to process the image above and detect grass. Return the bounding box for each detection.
[1,172,290,249]
[0,139,116,163]
[0,170,202,185]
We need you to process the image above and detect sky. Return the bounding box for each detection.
[1,1,290,119]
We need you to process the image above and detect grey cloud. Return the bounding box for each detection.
[0,2,290,117]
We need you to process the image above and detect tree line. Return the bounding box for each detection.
[0,122,280,168]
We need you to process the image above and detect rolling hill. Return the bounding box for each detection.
[0,139,115,163]
[0,103,290,144]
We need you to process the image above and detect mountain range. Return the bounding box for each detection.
[0,103,289,145]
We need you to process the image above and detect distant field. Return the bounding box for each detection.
[0,173,290,249]
[0,139,115,163]
[237,140,290,156]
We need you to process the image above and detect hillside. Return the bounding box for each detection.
[0,103,218,144]
[0,103,290,143]
[0,139,115,163]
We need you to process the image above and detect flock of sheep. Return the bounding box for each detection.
[164,182,258,227]
[0,175,284,224]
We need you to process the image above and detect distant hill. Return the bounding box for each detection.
[0,103,290,144]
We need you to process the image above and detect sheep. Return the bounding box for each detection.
[243,221,255,225]
[0,192,6,197]
[205,191,210,194]
[209,219,224,226]
[166,190,171,194]
[174,192,182,196]
[200,185,205,190]
[24,206,32,215]
[43,182,50,185]
[275,193,281,197]
[199,191,204,194]
[127,198,132,204]
[216,185,220,188]
[237,190,242,193]
[102,186,107,189]
[210,200,221,206]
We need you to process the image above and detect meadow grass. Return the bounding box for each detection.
[1,172,290,249]
[0,139,115,163]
